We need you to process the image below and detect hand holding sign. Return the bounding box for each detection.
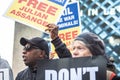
[45,23,59,40]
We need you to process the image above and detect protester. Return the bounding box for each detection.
[0,56,13,80]
[45,23,120,80]
[107,57,120,80]
[15,37,49,80]
[107,57,116,73]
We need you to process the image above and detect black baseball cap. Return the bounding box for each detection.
[20,37,49,58]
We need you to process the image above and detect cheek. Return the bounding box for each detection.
[77,49,92,57]
[28,52,39,60]
[83,50,92,56]
[32,53,40,59]
[27,53,35,60]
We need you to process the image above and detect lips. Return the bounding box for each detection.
[73,54,79,56]
[22,56,27,62]
[72,54,79,58]
[23,58,26,62]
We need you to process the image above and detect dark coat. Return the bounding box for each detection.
[15,67,37,80]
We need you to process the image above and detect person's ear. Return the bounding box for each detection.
[39,50,48,58]
[42,50,48,58]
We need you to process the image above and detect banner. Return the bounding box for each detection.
[36,56,107,80]
[0,69,9,80]
[50,1,81,58]
[5,0,69,31]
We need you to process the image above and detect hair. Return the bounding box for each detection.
[74,32,105,55]
[74,32,109,62]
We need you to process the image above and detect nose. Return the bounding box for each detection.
[22,50,27,54]
[22,50,27,58]
[72,48,79,55]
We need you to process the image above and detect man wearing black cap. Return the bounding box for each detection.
[15,37,49,80]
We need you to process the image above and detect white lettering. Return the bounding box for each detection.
[103,8,116,15]
[45,70,57,80]
[70,68,82,80]
[58,69,69,80]
[45,67,99,80]
[88,9,98,16]
[62,7,73,16]
[58,20,78,28]
[87,67,98,80]
[64,15,75,21]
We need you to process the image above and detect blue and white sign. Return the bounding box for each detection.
[57,1,80,30]
[49,0,68,6]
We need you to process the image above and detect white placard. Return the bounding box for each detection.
[0,69,9,80]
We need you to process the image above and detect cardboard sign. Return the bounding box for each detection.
[36,56,107,80]
[0,69,9,80]
[5,0,69,31]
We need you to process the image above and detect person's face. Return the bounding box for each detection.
[22,43,45,66]
[71,40,92,58]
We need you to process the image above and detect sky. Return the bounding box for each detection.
[0,0,14,67]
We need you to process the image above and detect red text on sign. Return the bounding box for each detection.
[18,0,58,16]
[59,30,78,41]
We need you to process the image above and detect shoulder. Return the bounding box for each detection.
[107,70,116,80]
[0,58,10,68]
[16,68,29,79]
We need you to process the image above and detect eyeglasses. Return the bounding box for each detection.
[23,44,40,51]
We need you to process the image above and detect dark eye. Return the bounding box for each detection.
[72,47,75,50]
[78,47,82,49]
[23,46,32,51]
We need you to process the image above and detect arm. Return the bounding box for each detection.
[45,24,72,58]
[52,37,72,58]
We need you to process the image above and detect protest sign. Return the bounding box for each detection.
[5,0,69,31]
[50,1,81,58]
[0,69,9,80]
[58,1,81,48]
[36,56,107,80]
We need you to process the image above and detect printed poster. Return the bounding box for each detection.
[5,0,69,31]
[36,56,107,80]
[50,1,81,59]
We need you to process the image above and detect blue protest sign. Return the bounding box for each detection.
[57,2,80,30]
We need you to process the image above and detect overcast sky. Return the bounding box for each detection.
[0,0,14,67]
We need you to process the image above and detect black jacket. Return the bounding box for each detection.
[15,67,37,80]
[112,76,120,80]
[51,37,72,58]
